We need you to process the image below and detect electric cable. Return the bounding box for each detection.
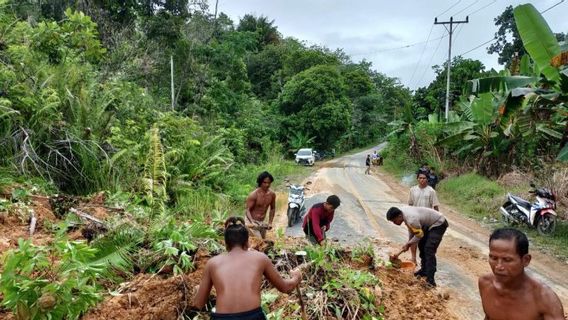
[458,0,565,57]
[436,0,462,18]
[408,24,435,87]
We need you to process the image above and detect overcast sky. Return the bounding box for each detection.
[217,0,568,90]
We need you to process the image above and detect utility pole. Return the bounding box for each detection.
[434,16,468,121]
[170,55,175,111]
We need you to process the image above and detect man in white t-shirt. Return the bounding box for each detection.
[407,170,440,266]
[408,171,439,211]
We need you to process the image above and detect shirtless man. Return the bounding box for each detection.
[193,217,302,319]
[245,171,276,238]
[478,228,565,320]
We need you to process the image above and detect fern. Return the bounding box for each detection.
[143,125,168,215]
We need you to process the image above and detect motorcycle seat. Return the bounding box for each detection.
[511,195,532,210]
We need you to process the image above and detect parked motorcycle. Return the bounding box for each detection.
[499,183,558,235]
[287,184,306,227]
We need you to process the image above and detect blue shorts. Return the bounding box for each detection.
[211,307,266,320]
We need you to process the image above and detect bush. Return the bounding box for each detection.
[437,173,505,219]
[0,239,104,319]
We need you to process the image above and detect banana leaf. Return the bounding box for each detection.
[520,55,531,76]
[468,76,537,94]
[514,4,560,82]
[471,93,495,126]
[536,124,563,140]
[428,113,439,123]
[561,72,568,93]
[557,142,568,161]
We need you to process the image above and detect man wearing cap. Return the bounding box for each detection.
[386,206,448,287]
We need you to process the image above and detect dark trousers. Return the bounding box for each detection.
[418,220,448,285]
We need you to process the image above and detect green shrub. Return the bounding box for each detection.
[437,173,505,219]
[0,239,104,320]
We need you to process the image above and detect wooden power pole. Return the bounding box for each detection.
[434,16,469,121]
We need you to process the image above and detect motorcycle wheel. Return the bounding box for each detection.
[287,207,295,227]
[537,214,556,235]
[501,203,512,225]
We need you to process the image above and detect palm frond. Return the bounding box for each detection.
[87,225,143,280]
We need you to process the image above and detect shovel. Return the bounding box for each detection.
[294,251,310,320]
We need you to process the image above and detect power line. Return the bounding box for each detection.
[452,24,465,46]
[350,34,447,56]
[407,1,466,88]
[451,0,480,17]
[468,0,497,16]
[416,32,445,88]
[458,1,565,57]
[541,0,565,14]
[458,37,496,56]
[409,24,435,88]
[436,0,462,18]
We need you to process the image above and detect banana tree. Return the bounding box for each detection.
[465,4,568,162]
[437,93,509,175]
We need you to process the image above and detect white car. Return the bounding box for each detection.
[295,148,315,166]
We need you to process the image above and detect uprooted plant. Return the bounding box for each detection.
[260,244,384,320]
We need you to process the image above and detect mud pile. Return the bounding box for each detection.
[0,194,455,320]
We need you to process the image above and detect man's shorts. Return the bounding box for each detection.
[211,307,266,320]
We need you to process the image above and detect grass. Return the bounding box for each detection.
[172,156,311,220]
[380,145,418,179]
[437,173,508,220]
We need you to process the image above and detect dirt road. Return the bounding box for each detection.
[285,147,568,319]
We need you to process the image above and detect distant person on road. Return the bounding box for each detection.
[371,150,383,166]
[303,195,341,245]
[386,206,448,287]
[478,228,565,320]
[245,171,276,238]
[193,217,302,320]
[365,154,371,175]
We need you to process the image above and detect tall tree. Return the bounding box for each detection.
[487,5,566,67]
[278,65,351,150]
[237,14,280,51]
[487,6,525,67]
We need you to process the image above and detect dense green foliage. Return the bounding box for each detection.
[0,0,410,197]
[386,4,568,179]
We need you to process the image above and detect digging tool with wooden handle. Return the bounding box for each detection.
[292,263,311,320]
[389,246,408,262]
[297,286,308,320]
[293,253,312,320]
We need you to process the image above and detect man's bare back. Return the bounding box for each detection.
[193,216,300,318]
[194,247,300,313]
[479,273,564,320]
